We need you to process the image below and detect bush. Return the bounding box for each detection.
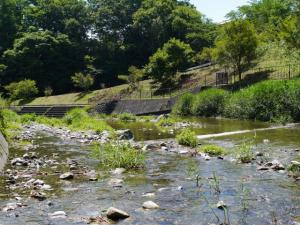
[63,108,112,133]
[44,86,53,97]
[5,79,38,101]
[192,88,228,117]
[176,128,198,147]
[172,93,194,115]
[20,114,37,124]
[199,144,226,156]
[91,141,145,169]
[71,72,94,91]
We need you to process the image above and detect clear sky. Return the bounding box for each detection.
[190,0,249,22]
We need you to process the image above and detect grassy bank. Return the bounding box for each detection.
[173,77,300,123]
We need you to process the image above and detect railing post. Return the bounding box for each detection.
[139,89,142,99]
[288,64,291,79]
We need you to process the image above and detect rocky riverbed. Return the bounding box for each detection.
[0,118,299,225]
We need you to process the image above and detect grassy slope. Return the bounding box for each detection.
[26,44,300,106]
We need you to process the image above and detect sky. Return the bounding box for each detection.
[190,0,249,22]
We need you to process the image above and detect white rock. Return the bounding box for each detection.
[106,207,129,220]
[142,201,160,209]
[48,211,67,219]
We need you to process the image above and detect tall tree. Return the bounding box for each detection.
[2,31,83,93]
[213,20,258,80]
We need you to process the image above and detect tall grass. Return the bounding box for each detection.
[173,78,300,122]
[91,141,145,169]
[176,128,198,147]
[172,93,194,116]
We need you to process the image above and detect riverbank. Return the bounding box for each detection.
[173,77,300,123]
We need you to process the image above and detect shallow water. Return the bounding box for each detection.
[0,118,299,225]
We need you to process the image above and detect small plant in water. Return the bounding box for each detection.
[199,144,226,156]
[235,140,254,163]
[91,141,145,170]
[176,128,198,148]
[186,161,201,187]
[209,171,221,194]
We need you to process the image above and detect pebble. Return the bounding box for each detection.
[48,211,67,219]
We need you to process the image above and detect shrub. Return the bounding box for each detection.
[176,128,198,147]
[192,88,228,117]
[199,144,226,156]
[44,86,53,97]
[71,72,94,91]
[20,114,37,124]
[172,93,194,115]
[5,79,38,101]
[91,141,145,169]
[63,108,89,125]
[35,116,65,127]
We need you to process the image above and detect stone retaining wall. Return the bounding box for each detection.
[0,132,8,171]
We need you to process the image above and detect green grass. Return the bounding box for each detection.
[199,144,226,156]
[176,128,198,148]
[235,141,254,163]
[91,141,145,170]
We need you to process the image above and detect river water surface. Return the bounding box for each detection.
[0,118,299,225]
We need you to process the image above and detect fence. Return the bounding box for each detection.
[92,64,300,102]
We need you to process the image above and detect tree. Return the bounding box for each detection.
[227,0,293,41]
[118,66,144,91]
[5,79,38,101]
[2,30,84,92]
[145,38,194,86]
[0,0,23,54]
[71,73,94,91]
[212,20,258,81]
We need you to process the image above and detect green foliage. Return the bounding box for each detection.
[225,79,300,122]
[192,88,228,117]
[44,86,53,97]
[35,116,65,127]
[20,114,37,124]
[71,72,94,91]
[145,38,194,86]
[91,141,145,170]
[199,144,226,156]
[63,108,112,133]
[3,30,82,92]
[5,79,38,101]
[235,141,254,163]
[118,113,137,122]
[176,128,198,147]
[118,66,144,91]
[213,20,258,80]
[172,93,194,116]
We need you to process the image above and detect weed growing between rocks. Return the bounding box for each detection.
[235,141,254,163]
[199,144,227,156]
[91,141,145,170]
[176,128,198,147]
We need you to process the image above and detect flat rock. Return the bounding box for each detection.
[111,168,126,175]
[106,207,129,221]
[142,201,160,209]
[48,211,67,219]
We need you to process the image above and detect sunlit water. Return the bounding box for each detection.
[0,118,299,225]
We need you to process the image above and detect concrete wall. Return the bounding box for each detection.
[0,132,8,172]
[112,98,177,115]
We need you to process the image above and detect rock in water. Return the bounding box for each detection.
[106,207,130,220]
[59,172,74,180]
[30,190,46,201]
[116,129,133,140]
[142,201,160,209]
[48,211,67,219]
[111,168,126,175]
[217,201,227,209]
